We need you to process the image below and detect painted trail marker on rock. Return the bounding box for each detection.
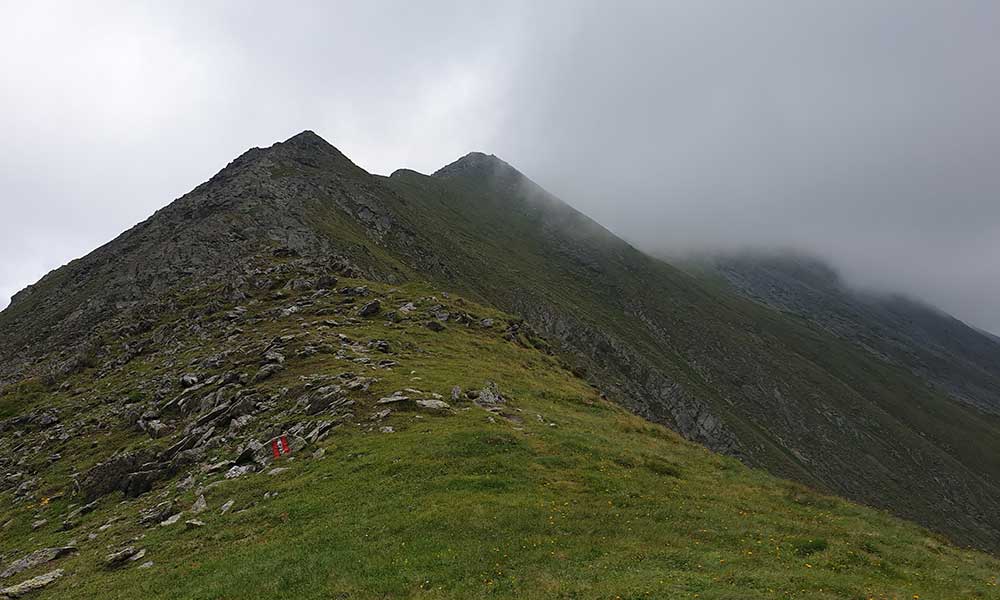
[271,436,291,459]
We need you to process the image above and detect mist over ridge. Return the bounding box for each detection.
[3,1,1000,335]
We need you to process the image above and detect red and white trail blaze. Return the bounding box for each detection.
[271,435,291,459]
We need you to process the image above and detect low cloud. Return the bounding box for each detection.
[2,1,999,332]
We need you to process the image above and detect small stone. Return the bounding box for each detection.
[368,339,391,353]
[104,546,142,569]
[415,399,450,411]
[191,494,207,514]
[424,321,445,332]
[184,519,205,529]
[225,465,253,479]
[144,419,169,438]
[97,517,120,531]
[370,408,392,421]
[219,499,235,514]
[263,350,285,364]
[138,561,154,569]
[65,499,98,521]
[139,501,173,526]
[159,513,183,527]
[377,393,410,405]
[311,448,326,460]
[476,381,505,406]
[450,386,462,401]
[180,374,199,387]
[267,467,289,476]
[252,363,283,383]
[203,461,232,474]
[380,426,395,433]
[31,519,47,530]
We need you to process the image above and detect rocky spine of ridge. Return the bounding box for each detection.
[0,132,410,386]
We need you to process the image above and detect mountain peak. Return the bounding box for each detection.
[258,129,362,173]
[282,129,329,147]
[275,129,343,157]
[432,151,521,181]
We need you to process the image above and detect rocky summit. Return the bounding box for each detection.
[1,132,999,598]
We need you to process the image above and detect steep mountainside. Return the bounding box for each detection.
[3,132,1000,558]
[690,252,1000,416]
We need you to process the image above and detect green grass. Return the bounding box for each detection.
[377,167,1000,552]
[2,279,998,599]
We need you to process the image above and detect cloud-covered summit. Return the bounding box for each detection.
[2,0,999,332]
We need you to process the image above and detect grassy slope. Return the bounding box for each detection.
[376,168,1000,550]
[2,279,998,599]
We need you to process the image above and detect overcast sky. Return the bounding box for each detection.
[2,1,999,332]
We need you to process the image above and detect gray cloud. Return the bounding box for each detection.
[2,1,999,332]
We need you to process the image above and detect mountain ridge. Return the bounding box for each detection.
[688,250,1000,415]
[3,131,1000,556]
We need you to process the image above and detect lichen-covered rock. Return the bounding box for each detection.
[476,381,505,406]
[297,385,347,415]
[79,450,157,500]
[104,547,144,569]
[358,300,381,317]
[0,569,64,597]
[415,399,450,411]
[0,547,76,579]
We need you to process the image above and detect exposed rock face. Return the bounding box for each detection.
[79,450,159,500]
[509,298,741,455]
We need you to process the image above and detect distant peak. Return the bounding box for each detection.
[432,151,521,180]
[281,129,334,150]
[259,129,364,173]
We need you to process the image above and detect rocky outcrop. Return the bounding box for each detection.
[79,450,159,500]
[0,569,64,598]
[0,547,76,579]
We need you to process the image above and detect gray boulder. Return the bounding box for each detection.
[358,300,381,317]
